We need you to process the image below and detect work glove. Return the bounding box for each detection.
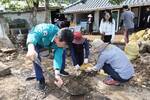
[54,70,63,88]
[84,58,88,64]
[26,44,37,61]
[75,64,80,70]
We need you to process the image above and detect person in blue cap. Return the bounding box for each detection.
[26,23,74,90]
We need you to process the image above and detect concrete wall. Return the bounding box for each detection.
[0,17,14,48]
[2,11,50,26]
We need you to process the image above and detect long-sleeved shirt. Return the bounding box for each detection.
[27,23,63,70]
[99,19,115,41]
[71,38,90,66]
[94,44,134,80]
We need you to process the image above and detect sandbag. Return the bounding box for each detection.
[125,42,140,60]
[129,33,139,42]
[135,30,145,39]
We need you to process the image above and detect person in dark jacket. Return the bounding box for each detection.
[143,7,150,28]
[71,32,90,69]
[87,14,94,35]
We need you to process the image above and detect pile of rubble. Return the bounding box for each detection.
[129,53,150,89]
[122,28,150,89]
[125,29,150,60]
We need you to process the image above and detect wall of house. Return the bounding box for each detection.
[2,11,50,26]
[71,6,145,34]
[131,7,139,28]
[94,10,100,32]
[76,13,89,24]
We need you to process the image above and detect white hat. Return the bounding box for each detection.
[91,39,104,48]
[91,39,109,53]
[88,14,93,17]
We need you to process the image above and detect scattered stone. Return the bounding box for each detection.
[140,53,150,64]
[0,48,16,53]
[0,53,3,57]
[0,62,11,77]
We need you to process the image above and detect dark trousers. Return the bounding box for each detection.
[102,63,129,82]
[33,45,45,81]
[103,35,112,43]
[34,45,66,80]
[74,52,84,66]
[61,49,66,71]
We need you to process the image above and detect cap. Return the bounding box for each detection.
[88,14,93,17]
[74,32,82,40]
[73,32,85,44]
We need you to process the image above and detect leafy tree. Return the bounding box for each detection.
[0,0,71,26]
[25,0,41,26]
[109,0,125,5]
[0,0,11,4]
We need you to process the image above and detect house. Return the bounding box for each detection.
[1,8,60,26]
[0,1,65,48]
[0,0,67,26]
[64,0,150,34]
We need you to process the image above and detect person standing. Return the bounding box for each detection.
[120,5,135,44]
[87,14,94,35]
[143,7,150,28]
[71,32,90,69]
[99,10,116,43]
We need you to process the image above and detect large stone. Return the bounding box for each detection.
[60,72,92,96]
[0,62,11,77]
[0,48,16,53]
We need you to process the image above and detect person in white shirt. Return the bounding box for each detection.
[99,10,116,43]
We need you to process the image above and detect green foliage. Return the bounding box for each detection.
[5,3,25,11]
[109,0,125,5]
[0,0,11,4]
[25,0,43,8]
[0,0,71,11]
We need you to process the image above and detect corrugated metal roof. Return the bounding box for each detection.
[64,0,150,13]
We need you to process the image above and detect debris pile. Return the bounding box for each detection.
[0,48,17,62]
[129,53,150,89]
[125,29,150,60]
[123,29,150,88]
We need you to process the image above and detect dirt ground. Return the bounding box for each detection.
[0,35,150,100]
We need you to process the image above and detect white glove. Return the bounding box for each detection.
[26,44,37,61]
[84,58,88,64]
[75,64,80,69]
[55,70,60,76]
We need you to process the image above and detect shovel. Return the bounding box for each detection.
[34,57,63,88]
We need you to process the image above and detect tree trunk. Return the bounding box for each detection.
[32,6,38,26]
[45,0,50,23]
[26,0,38,27]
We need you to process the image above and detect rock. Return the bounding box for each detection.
[0,62,11,77]
[140,53,150,64]
[61,72,92,96]
[139,41,150,53]
[70,95,85,100]
[0,53,3,57]
[0,48,16,53]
